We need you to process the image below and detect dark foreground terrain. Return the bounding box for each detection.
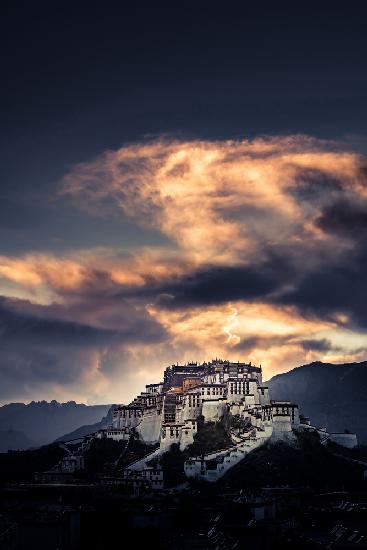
[1,477,367,549]
[1,432,367,549]
[2,483,367,549]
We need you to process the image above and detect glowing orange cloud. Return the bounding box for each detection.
[1,135,367,402]
[145,300,367,379]
[62,136,365,265]
[0,247,196,304]
[146,301,335,376]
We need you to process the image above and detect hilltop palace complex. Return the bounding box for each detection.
[89,359,356,486]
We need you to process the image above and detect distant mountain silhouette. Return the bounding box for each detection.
[55,405,117,442]
[0,429,36,452]
[268,361,367,443]
[0,400,110,451]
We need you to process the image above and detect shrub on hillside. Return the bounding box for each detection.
[187,420,232,457]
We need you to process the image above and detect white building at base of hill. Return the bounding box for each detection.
[299,419,358,449]
[327,432,358,448]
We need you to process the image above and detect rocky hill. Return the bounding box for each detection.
[220,431,366,491]
[268,360,367,443]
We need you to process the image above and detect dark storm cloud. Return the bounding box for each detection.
[151,257,294,309]
[0,298,121,348]
[274,248,367,329]
[231,335,340,355]
[291,167,345,204]
[107,236,367,336]
[232,335,288,353]
[0,297,168,400]
[298,338,340,353]
[316,199,367,238]
[0,299,107,399]
[0,294,167,345]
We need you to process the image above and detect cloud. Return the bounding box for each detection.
[316,199,367,239]
[297,338,341,353]
[62,136,365,265]
[151,256,294,308]
[1,134,367,402]
[60,136,367,321]
[147,301,338,364]
[0,296,168,403]
[0,248,195,305]
[275,247,367,330]
[0,298,119,347]
[0,298,110,401]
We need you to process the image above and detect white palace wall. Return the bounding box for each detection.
[136,409,161,445]
[202,398,227,422]
[159,420,197,452]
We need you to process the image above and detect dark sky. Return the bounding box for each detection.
[1,3,367,403]
[1,3,367,253]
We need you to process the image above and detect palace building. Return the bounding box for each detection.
[101,358,357,483]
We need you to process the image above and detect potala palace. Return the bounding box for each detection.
[94,359,358,485]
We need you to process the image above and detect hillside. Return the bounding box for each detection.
[54,405,117,442]
[220,432,367,491]
[268,360,367,443]
[0,400,111,450]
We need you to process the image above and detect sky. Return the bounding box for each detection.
[1,3,367,404]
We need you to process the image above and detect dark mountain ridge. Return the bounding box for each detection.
[268,360,367,443]
[0,400,110,450]
[54,404,117,442]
